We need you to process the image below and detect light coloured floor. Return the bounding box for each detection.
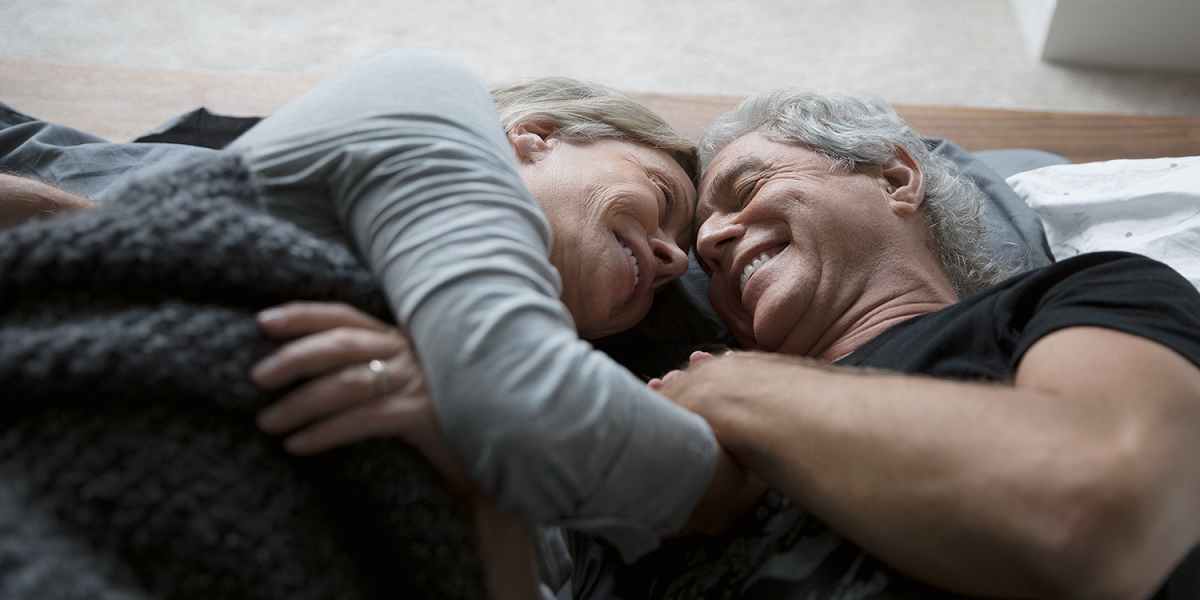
[3,0,1199,117]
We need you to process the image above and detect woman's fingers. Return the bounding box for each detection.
[252,325,407,391]
[281,392,428,455]
[257,344,423,430]
[257,360,377,434]
[249,301,481,496]
[281,390,481,497]
[649,351,720,389]
[257,301,392,339]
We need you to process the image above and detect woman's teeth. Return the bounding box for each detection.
[622,241,640,286]
[740,252,774,293]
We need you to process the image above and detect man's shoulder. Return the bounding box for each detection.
[841,250,1200,379]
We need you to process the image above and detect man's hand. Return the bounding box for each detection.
[251,301,480,497]
[654,332,1200,600]
[0,173,95,229]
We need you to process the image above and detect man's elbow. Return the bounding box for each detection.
[1031,440,1196,600]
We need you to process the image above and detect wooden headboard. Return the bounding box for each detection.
[4,60,1198,164]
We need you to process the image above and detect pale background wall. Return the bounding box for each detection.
[2,0,1199,117]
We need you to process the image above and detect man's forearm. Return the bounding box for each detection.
[0,173,96,228]
[660,329,1200,599]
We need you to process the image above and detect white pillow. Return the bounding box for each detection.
[1006,156,1200,291]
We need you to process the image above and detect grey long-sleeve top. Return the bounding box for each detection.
[227,48,717,561]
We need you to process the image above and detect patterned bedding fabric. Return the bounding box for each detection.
[0,152,485,600]
[568,490,968,600]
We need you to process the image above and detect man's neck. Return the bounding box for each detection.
[809,257,959,363]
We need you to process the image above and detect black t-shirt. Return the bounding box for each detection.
[573,252,1200,600]
[841,251,1200,379]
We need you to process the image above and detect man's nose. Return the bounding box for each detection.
[695,214,743,273]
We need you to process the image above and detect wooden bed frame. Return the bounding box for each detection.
[4,59,1199,164]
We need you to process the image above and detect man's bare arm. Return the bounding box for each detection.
[660,327,1200,600]
[0,173,96,229]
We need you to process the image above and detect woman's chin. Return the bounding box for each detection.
[578,305,649,340]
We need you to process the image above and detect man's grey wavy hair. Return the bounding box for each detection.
[491,77,700,188]
[698,89,1015,298]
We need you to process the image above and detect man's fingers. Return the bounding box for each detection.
[252,326,407,391]
[257,301,391,339]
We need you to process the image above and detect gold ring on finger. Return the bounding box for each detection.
[368,359,389,396]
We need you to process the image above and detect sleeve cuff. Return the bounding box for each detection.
[565,396,718,563]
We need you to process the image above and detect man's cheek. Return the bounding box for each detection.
[709,284,756,347]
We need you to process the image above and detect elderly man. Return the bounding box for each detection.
[644,90,1200,600]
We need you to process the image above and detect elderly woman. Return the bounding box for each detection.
[0,48,755,597]
[225,47,752,573]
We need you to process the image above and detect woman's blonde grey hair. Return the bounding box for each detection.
[698,89,1016,298]
[490,77,700,187]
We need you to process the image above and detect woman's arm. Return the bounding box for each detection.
[228,48,717,561]
[0,173,95,229]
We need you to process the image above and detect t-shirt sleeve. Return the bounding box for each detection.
[227,48,716,561]
[1011,252,1200,370]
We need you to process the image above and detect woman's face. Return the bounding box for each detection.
[513,125,696,339]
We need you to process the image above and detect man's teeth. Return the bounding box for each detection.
[740,252,774,293]
[622,241,640,286]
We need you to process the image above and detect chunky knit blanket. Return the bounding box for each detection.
[0,153,485,600]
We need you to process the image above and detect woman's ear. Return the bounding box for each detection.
[878,146,926,216]
[508,121,559,164]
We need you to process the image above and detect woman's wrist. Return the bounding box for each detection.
[0,173,96,228]
[677,443,769,538]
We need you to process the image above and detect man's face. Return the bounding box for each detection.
[694,133,900,356]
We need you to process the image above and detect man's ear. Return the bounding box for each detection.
[878,146,926,216]
[508,121,559,164]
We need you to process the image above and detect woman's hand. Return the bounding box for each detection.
[254,302,540,597]
[251,301,479,496]
[650,350,770,537]
[648,350,716,390]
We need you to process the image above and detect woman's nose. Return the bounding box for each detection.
[649,236,690,288]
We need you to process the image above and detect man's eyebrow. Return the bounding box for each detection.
[691,156,771,247]
[703,156,771,207]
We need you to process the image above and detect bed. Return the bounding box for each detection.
[2,58,1199,600]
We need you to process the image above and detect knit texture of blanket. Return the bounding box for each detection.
[0,153,486,599]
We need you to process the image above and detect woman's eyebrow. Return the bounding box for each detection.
[643,164,682,217]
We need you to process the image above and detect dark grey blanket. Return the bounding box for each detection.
[0,153,485,599]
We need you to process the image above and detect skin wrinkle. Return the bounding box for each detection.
[692,156,772,262]
[696,134,956,361]
[519,133,695,338]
